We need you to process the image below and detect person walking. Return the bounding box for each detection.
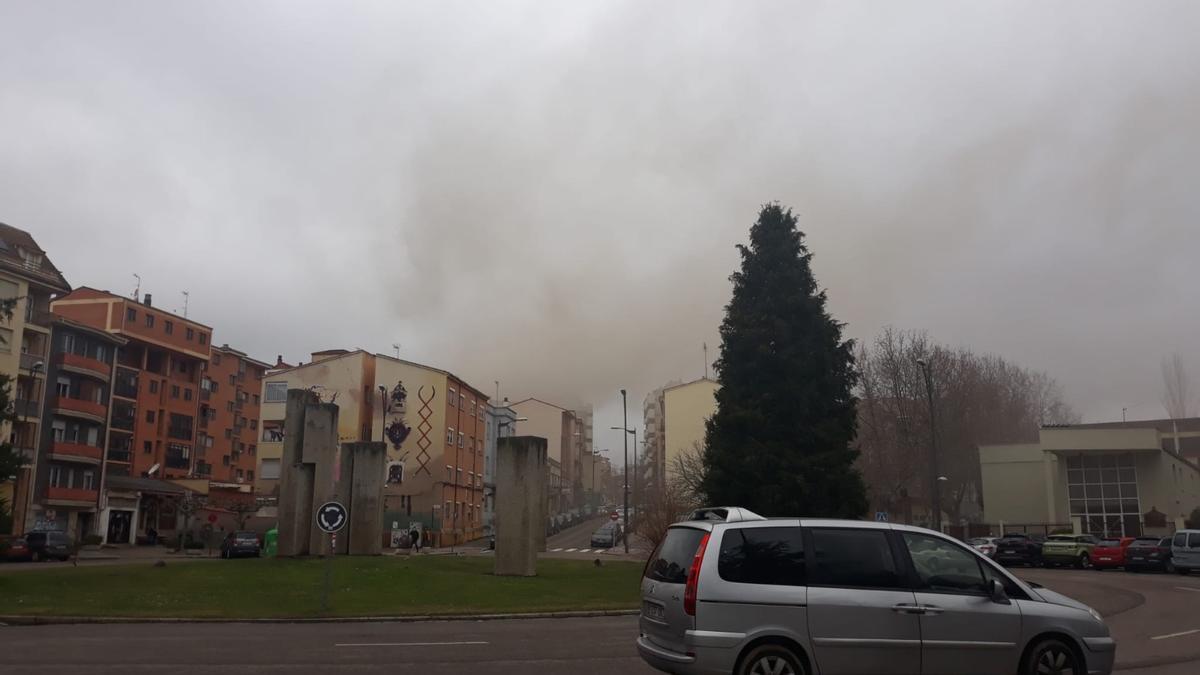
[409,526,421,554]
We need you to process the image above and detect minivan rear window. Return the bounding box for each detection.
[1190,533,1200,549]
[1175,533,1187,547]
[810,528,902,589]
[645,527,706,584]
[718,527,805,586]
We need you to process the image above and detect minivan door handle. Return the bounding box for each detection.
[917,604,944,616]
[891,603,925,615]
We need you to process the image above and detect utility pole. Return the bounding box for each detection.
[703,342,708,380]
[917,358,942,532]
[620,389,629,553]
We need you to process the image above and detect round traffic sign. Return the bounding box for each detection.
[316,501,348,533]
[208,513,218,523]
[610,512,619,521]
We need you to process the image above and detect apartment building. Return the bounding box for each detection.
[257,350,490,546]
[483,400,518,536]
[52,288,212,482]
[511,398,584,512]
[198,345,269,485]
[0,223,72,535]
[23,318,125,540]
[642,378,720,491]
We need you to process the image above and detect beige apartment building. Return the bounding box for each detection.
[0,223,72,535]
[510,397,589,512]
[257,349,489,546]
[981,419,1200,537]
[662,378,719,488]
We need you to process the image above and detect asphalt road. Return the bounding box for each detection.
[2,566,1196,674]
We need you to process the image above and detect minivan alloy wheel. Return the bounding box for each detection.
[1027,639,1080,675]
[748,655,796,675]
[739,645,804,675]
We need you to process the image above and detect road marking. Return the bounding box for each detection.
[551,548,563,552]
[566,548,577,552]
[579,549,590,553]
[1151,629,1200,641]
[336,641,489,647]
[1175,586,1200,593]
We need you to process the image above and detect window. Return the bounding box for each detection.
[236,469,244,480]
[264,382,287,403]
[247,470,254,481]
[198,332,207,345]
[457,468,463,484]
[145,313,155,328]
[902,533,988,594]
[184,388,192,401]
[212,353,221,365]
[164,320,174,335]
[149,380,159,394]
[229,374,236,386]
[94,344,107,362]
[82,470,95,490]
[55,375,70,397]
[645,527,708,584]
[143,441,153,454]
[448,389,457,407]
[1190,533,1200,549]
[227,400,234,412]
[186,327,195,341]
[249,443,256,455]
[250,419,257,430]
[260,458,281,480]
[1066,453,1141,537]
[225,428,232,439]
[809,528,902,589]
[126,307,137,322]
[171,385,180,399]
[718,527,806,586]
[252,394,259,405]
[446,427,456,444]
[146,410,156,423]
[48,465,63,487]
[222,455,230,466]
[178,360,188,374]
[458,432,465,448]
[470,401,476,416]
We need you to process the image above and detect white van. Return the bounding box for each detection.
[1171,529,1200,574]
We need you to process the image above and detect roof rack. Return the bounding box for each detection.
[688,507,767,523]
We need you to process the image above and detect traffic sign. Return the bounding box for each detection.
[875,511,889,523]
[316,501,348,533]
[610,511,619,521]
[208,513,218,523]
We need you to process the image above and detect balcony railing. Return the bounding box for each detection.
[46,486,99,504]
[57,352,112,380]
[167,426,193,441]
[51,396,107,421]
[19,352,45,373]
[165,455,190,470]
[47,441,103,463]
[14,398,40,418]
[23,308,52,329]
[107,448,132,463]
[111,416,135,432]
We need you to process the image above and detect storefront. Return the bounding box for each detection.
[99,475,190,545]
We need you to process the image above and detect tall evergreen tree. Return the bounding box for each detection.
[701,204,867,517]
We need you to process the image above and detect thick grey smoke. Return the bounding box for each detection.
[1,2,1198,458]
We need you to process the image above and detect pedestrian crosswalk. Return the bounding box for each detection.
[549,547,610,554]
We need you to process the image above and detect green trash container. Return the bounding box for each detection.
[263,526,278,558]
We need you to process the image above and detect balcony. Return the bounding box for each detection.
[19,352,46,374]
[14,398,41,419]
[57,351,112,381]
[46,485,99,506]
[107,448,132,463]
[23,308,52,330]
[165,454,190,470]
[47,441,103,465]
[51,396,107,423]
[111,415,135,432]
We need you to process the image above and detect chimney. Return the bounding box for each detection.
[143,293,152,307]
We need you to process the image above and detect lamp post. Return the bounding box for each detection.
[916,358,942,532]
[617,390,630,553]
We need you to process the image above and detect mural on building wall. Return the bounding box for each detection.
[414,384,437,476]
[381,381,412,485]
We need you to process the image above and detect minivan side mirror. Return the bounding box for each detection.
[988,578,1010,605]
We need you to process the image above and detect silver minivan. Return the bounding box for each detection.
[1171,529,1200,574]
[637,507,1115,675]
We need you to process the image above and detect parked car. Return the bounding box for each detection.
[1041,533,1098,569]
[968,536,999,558]
[1125,536,1173,572]
[637,508,1115,675]
[220,531,261,559]
[1171,529,1200,575]
[0,535,31,562]
[995,532,1045,567]
[24,531,72,562]
[1090,537,1135,570]
[590,522,622,548]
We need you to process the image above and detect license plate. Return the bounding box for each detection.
[1099,557,1112,561]
[643,602,665,621]
[1131,557,1145,562]
[1003,549,1016,554]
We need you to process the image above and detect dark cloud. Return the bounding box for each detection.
[2,1,1198,458]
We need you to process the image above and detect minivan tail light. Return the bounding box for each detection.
[683,532,711,616]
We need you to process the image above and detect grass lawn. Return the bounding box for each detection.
[0,556,643,619]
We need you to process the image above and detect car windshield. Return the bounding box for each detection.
[1046,535,1074,541]
[1129,539,1160,548]
[1096,539,1120,547]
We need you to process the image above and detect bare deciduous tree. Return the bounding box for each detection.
[634,480,700,551]
[1162,353,1194,419]
[856,327,1079,525]
[670,442,708,505]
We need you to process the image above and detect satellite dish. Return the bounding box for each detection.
[147,463,160,476]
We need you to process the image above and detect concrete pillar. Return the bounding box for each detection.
[277,389,318,556]
[346,442,386,555]
[495,435,546,577]
[305,403,341,556]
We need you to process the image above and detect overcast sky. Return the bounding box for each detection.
[2,1,1198,460]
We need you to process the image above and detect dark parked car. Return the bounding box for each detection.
[590,522,622,548]
[995,532,1044,567]
[25,531,72,562]
[1125,536,1173,572]
[220,531,261,559]
[0,535,32,562]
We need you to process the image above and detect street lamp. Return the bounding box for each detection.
[616,390,630,553]
[916,358,942,532]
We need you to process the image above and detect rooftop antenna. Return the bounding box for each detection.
[703,342,709,380]
[182,291,189,318]
[132,273,141,302]
[392,343,401,359]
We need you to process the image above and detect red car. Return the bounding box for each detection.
[1091,536,1135,569]
[0,535,31,562]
